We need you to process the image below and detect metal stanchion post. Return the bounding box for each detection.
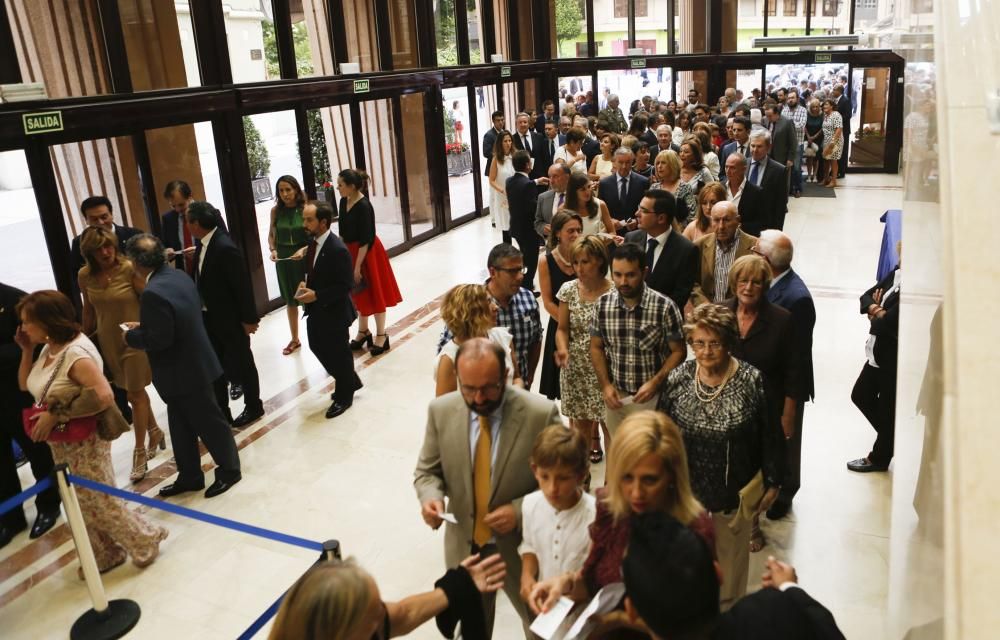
[320,539,341,563]
[54,465,141,640]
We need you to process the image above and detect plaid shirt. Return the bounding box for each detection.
[437,283,542,382]
[782,104,808,146]
[590,285,684,395]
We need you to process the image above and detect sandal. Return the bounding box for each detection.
[589,436,604,464]
[147,425,166,460]
[130,448,148,483]
[349,330,373,351]
[749,515,766,553]
[282,340,301,356]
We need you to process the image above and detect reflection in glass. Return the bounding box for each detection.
[0,151,55,291]
[599,68,674,120]
[553,0,587,58]
[358,100,407,250]
[467,0,485,63]
[475,85,500,215]
[435,0,460,67]
[676,0,709,53]
[401,94,437,238]
[292,9,317,77]
[444,88,478,221]
[848,67,890,169]
[635,1,670,55]
[594,0,629,56]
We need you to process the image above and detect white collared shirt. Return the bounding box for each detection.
[647,227,672,268]
[726,178,746,208]
[312,228,332,268]
[749,156,767,186]
[518,490,596,580]
[770,268,791,289]
[197,226,217,277]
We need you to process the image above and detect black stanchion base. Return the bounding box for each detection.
[70,599,141,640]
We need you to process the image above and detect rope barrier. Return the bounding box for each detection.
[65,474,324,552]
[237,591,286,640]
[0,476,53,517]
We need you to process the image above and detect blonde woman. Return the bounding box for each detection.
[434,284,521,396]
[527,410,714,614]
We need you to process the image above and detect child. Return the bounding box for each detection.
[518,424,596,602]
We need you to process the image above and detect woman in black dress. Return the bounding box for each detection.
[536,211,582,400]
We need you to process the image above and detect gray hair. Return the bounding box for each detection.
[607,94,619,103]
[748,128,771,145]
[613,146,634,159]
[758,229,793,269]
[125,234,166,271]
[487,242,522,270]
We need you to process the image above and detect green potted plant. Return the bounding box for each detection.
[302,109,335,203]
[244,116,273,202]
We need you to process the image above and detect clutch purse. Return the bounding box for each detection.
[22,406,96,443]
[351,277,368,295]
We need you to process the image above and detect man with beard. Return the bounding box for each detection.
[415,338,560,638]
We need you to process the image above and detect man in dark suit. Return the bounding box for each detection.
[765,104,797,194]
[0,282,60,548]
[534,163,571,242]
[641,113,660,148]
[598,147,649,232]
[748,129,789,231]
[124,234,241,499]
[186,202,265,430]
[723,153,768,237]
[534,99,556,135]
[757,230,815,519]
[719,116,752,184]
[511,112,545,182]
[482,111,505,177]
[536,120,560,181]
[574,115,601,166]
[159,179,227,274]
[296,202,362,419]
[623,189,698,309]
[654,124,680,155]
[505,151,542,292]
[832,84,851,178]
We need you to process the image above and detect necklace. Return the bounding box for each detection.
[553,247,572,268]
[693,359,737,403]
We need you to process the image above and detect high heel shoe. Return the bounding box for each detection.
[350,330,373,351]
[589,435,604,464]
[147,425,166,459]
[130,448,148,483]
[369,334,391,356]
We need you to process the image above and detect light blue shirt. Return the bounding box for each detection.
[468,405,503,470]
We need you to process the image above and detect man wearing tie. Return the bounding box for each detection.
[160,180,198,273]
[719,116,752,184]
[512,112,544,180]
[536,120,560,181]
[296,201,362,419]
[748,129,789,231]
[623,189,698,310]
[598,147,649,233]
[534,163,571,241]
[506,151,546,292]
[415,338,560,638]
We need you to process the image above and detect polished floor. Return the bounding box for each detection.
[1,174,903,639]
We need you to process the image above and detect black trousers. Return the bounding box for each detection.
[852,362,897,466]
[308,318,360,405]
[777,399,806,506]
[0,389,60,528]
[163,388,241,487]
[512,231,539,291]
[205,314,263,418]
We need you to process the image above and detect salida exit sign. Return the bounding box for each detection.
[23,111,64,135]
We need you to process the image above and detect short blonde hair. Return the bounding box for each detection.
[531,424,589,476]
[440,284,492,341]
[728,254,772,296]
[569,234,610,277]
[79,226,120,274]
[654,149,680,182]
[605,411,703,525]
[684,303,738,352]
[268,559,374,640]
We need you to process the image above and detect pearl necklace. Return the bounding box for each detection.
[694,359,737,403]
[553,247,572,268]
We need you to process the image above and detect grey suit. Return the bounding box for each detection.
[414,386,560,638]
[534,189,565,240]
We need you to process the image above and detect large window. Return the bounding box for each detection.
[443,87,478,222]
[435,0,460,67]
[553,0,587,59]
[0,151,55,292]
[635,1,670,56]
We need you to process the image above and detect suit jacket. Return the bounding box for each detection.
[767,269,815,400]
[536,135,560,178]
[836,94,852,136]
[582,137,601,166]
[717,585,846,639]
[768,116,797,165]
[860,268,900,372]
[557,133,567,146]
[512,130,546,180]
[623,228,698,309]
[71,223,142,275]
[125,265,222,398]
[749,156,788,231]
[534,189,564,239]
[640,130,658,148]
[736,179,768,238]
[304,232,357,329]
[690,231,758,307]
[0,282,27,386]
[194,230,259,338]
[506,172,538,238]
[719,140,750,184]
[413,386,560,569]
[160,209,227,271]
[598,172,649,223]
[482,127,501,177]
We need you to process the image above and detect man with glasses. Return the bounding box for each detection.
[436,244,543,388]
[690,201,757,307]
[623,189,698,310]
[590,241,686,436]
[415,338,560,638]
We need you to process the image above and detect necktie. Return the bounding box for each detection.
[620,176,628,203]
[304,239,318,281]
[646,238,658,273]
[192,244,202,283]
[557,192,565,207]
[749,161,760,186]
[738,144,745,157]
[473,415,493,546]
[181,220,194,273]
[550,139,555,159]
[523,134,531,152]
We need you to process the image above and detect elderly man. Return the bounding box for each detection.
[754,230,815,520]
[512,112,545,180]
[599,94,627,134]
[747,129,789,231]
[534,162,571,241]
[415,338,560,638]
[655,124,680,154]
[690,201,757,307]
[723,152,767,237]
[598,147,649,230]
[557,115,572,142]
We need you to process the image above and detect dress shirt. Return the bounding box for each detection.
[197,226,217,277]
[468,404,502,466]
[311,228,332,269]
[769,268,791,289]
[551,190,566,219]
[520,132,533,152]
[865,269,901,368]
[726,178,746,208]
[647,227,671,269]
[518,490,596,580]
[714,231,743,303]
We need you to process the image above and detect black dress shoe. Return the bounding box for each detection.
[0,521,28,550]
[766,501,791,520]
[325,401,352,419]
[204,474,241,498]
[229,383,243,401]
[232,405,265,429]
[846,457,889,473]
[159,482,204,498]
[29,509,60,539]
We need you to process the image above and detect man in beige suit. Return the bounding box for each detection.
[415,338,561,638]
[690,201,758,307]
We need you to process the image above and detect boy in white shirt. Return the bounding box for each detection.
[518,424,596,602]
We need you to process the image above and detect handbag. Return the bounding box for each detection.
[803,142,818,158]
[22,349,97,443]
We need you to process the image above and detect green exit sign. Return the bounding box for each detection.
[500,66,512,78]
[630,58,646,69]
[353,79,370,94]
[23,111,63,135]
[814,53,833,63]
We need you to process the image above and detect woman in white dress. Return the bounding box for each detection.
[489,130,515,243]
[563,171,621,245]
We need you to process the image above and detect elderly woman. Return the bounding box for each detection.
[527,410,714,615]
[434,284,521,396]
[537,212,583,401]
[15,291,167,575]
[268,554,506,640]
[78,226,164,482]
[658,303,781,610]
[554,235,613,467]
[684,181,727,243]
[678,136,716,226]
[723,255,800,550]
[820,98,844,188]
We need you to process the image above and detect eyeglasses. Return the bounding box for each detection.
[737,278,765,289]
[690,340,724,352]
[459,382,504,396]
[494,266,527,275]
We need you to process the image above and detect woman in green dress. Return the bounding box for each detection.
[268,175,309,355]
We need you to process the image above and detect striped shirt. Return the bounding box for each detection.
[590,285,684,395]
[781,104,808,146]
[714,231,744,303]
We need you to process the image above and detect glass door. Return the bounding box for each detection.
[849,66,891,169]
[443,85,479,223]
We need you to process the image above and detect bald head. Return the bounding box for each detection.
[709,201,740,244]
[757,229,793,273]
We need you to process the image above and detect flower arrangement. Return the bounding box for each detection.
[445,142,469,155]
[321,180,335,191]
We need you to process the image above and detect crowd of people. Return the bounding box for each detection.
[2,82,897,640]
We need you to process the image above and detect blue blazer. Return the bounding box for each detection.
[126,265,223,398]
[767,269,816,400]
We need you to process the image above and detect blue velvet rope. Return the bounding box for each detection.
[0,476,53,517]
[236,590,287,640]
[64,473,323,552]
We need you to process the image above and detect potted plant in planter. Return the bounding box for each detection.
[244,116,273,202]
[302,109,335,202]
[446,141,472,176]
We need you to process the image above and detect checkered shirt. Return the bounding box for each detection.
[782,104,808,146]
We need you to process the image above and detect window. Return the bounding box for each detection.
[614,0,648,18]
[766,0,777,17]
[784,0,799,15]
[823,0,840,16]
[553,0,587,59]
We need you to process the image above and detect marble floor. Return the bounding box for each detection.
[1,174,903,639]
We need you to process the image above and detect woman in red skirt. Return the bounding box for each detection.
[336,169,403,355]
